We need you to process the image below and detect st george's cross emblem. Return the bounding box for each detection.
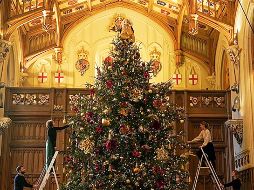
[188,66,198,85]
[172,68,182,85]
[38,64,48,83]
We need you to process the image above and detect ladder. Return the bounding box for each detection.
[192,148,223,190]
[37,151,59,190]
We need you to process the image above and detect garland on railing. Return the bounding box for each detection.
[0,117,12,132]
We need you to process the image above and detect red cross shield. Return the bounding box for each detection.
[189,74,198,85]
[55,72,64,83]
[173,74,182,85]
[38,72,48,83]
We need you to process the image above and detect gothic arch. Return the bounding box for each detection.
[61,4,177,49]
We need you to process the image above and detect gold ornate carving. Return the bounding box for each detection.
[0,39,11,62]
[54,105,64,111]
[206,73,216,90]
[76,47,89,76]
[42,10,53,32]
[225,119,243,147]
[149,47,162,76]
[0,117,12,133]
[201,96,212,106]
[227,42,241,66]
[189,14,199,35]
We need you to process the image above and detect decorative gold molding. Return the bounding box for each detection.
[225,119,243,147]
[0,117,12,133]
[0,39,11,62]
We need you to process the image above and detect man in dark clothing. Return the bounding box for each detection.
[14,165,35,190]
[222,170,241,190]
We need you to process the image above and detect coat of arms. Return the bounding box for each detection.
[149,47,162,76]
[76,47,89,76]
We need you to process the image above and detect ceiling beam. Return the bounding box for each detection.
[53,0,62,46]
[176,3,186,49]
[197,13,234,44]
[87,0,92,11]
[6,8,43,40]
[148,0,153,13]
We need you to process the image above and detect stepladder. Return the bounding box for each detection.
[36,151,60,190]
[192,148,223,190]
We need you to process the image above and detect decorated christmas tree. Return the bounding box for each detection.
[62,19,189,190]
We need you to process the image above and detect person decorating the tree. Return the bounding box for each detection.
[46,119,70,170]
[187,121,216,169]
[221,170,241,190]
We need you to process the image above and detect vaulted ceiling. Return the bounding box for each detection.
[2,0,237,72]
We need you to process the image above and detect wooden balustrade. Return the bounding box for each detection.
[5,87,231,117]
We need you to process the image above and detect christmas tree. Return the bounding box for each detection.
[62,20,189,190]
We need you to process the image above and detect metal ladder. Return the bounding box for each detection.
[192,148,222,190]
[37,151,60,190]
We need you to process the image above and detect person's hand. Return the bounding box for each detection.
[187,141,192,144]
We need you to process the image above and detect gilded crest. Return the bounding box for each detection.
[149,47,162,76]
[76,47,89,76]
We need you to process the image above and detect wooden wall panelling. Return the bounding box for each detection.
[3,88,233,190]
[0,128,11,190]
[187,118,229,190]
[8,120,47,189]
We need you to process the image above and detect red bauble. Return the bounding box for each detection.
[152,166,165,175]
[144,71,150,79]
[120,102,128,107]
[106,80,113,88]
[132,150,141,158]
[90,88,95,97]
[95,126,103,133]
[151,120,161,130]
[105,139,117,151]
[153,99,162,108]
[155,179,165,189]
[104,56,113,63]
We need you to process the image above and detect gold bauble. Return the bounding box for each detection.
[133,167,141,173]
[79,138,94,154]
[119,108,128,116]
[180,119,185,123]
[156,146,169,161]
[126,179,131,184]
[103,108,112,115]
[102,118,111,126]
